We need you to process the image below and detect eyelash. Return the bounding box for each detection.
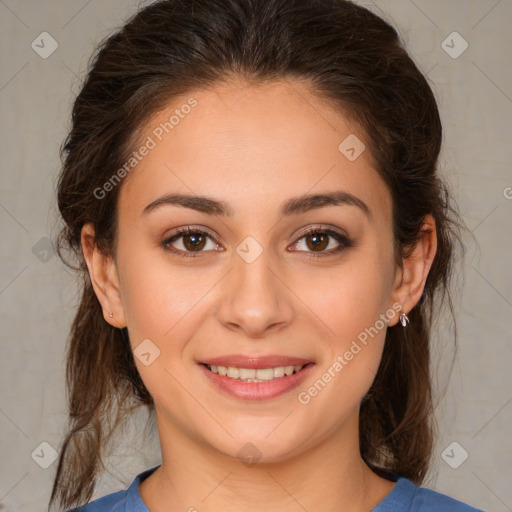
[161,225,352,259]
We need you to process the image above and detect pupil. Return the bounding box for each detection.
[185,234,204,250]
[309,233,327,251]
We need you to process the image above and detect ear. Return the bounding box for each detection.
[81,223,127,328]
[387,214,437,327]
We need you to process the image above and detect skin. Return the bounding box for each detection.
[81,78,437,512]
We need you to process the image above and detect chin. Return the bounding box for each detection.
[206,432,307,466]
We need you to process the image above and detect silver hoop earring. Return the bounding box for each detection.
[399,311,409,327]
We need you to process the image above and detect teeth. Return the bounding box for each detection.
[239,368,256,379]
[206,364,305,381]
[227,366,239,379]
[255,368,275,380]
[273,366,285,378]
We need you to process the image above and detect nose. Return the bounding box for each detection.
[216,246,294,338]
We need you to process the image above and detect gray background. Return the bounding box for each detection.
[1,0,511,510]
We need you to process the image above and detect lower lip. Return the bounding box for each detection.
[198,363,315,401]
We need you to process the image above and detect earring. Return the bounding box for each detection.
[109,311,113,318]
[399,310,409,327]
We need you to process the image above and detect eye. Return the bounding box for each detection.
[161,225,351,259]
[161,227,220,258]
[290,227,351,257]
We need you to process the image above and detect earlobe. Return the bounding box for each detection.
[80,223,126,328]
[388,214,437,326]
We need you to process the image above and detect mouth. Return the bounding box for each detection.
[198,360,315,400]
[201,362,312,382]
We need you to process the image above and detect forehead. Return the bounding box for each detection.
[117,79,392,225]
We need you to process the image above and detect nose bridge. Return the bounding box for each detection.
[235,243,276,296]
[217,240,293,336]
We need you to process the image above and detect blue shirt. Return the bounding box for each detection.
[67,465,485,511]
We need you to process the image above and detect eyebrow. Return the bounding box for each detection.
[142,190,371,219]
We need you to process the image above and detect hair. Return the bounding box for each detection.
[49,0,465,510]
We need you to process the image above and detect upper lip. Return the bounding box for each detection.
[199,354,314,369]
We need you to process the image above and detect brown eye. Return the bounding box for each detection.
[292,228,351,257]
[162,227,219,257]
[182,232,207,251]
[305,232,329,251]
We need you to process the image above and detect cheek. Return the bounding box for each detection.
[296,274,389,418]
[295,249,393,336]
[117,244,202,338]
[117,254,203,403]
[296,250,392,391]
[116,246,223,399]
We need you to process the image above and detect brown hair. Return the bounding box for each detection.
[49,0,464,509]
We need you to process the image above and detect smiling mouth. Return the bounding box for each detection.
[202,363,313,383]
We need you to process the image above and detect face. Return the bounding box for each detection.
[94,79,408,463]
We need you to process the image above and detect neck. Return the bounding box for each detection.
[139,407,396,512]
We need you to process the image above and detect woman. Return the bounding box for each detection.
[49,0,483,510]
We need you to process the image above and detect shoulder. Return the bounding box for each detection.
[412,482,485,511]
[63,465,160,512]
[63,487,127,511]
[374,476,485,512]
